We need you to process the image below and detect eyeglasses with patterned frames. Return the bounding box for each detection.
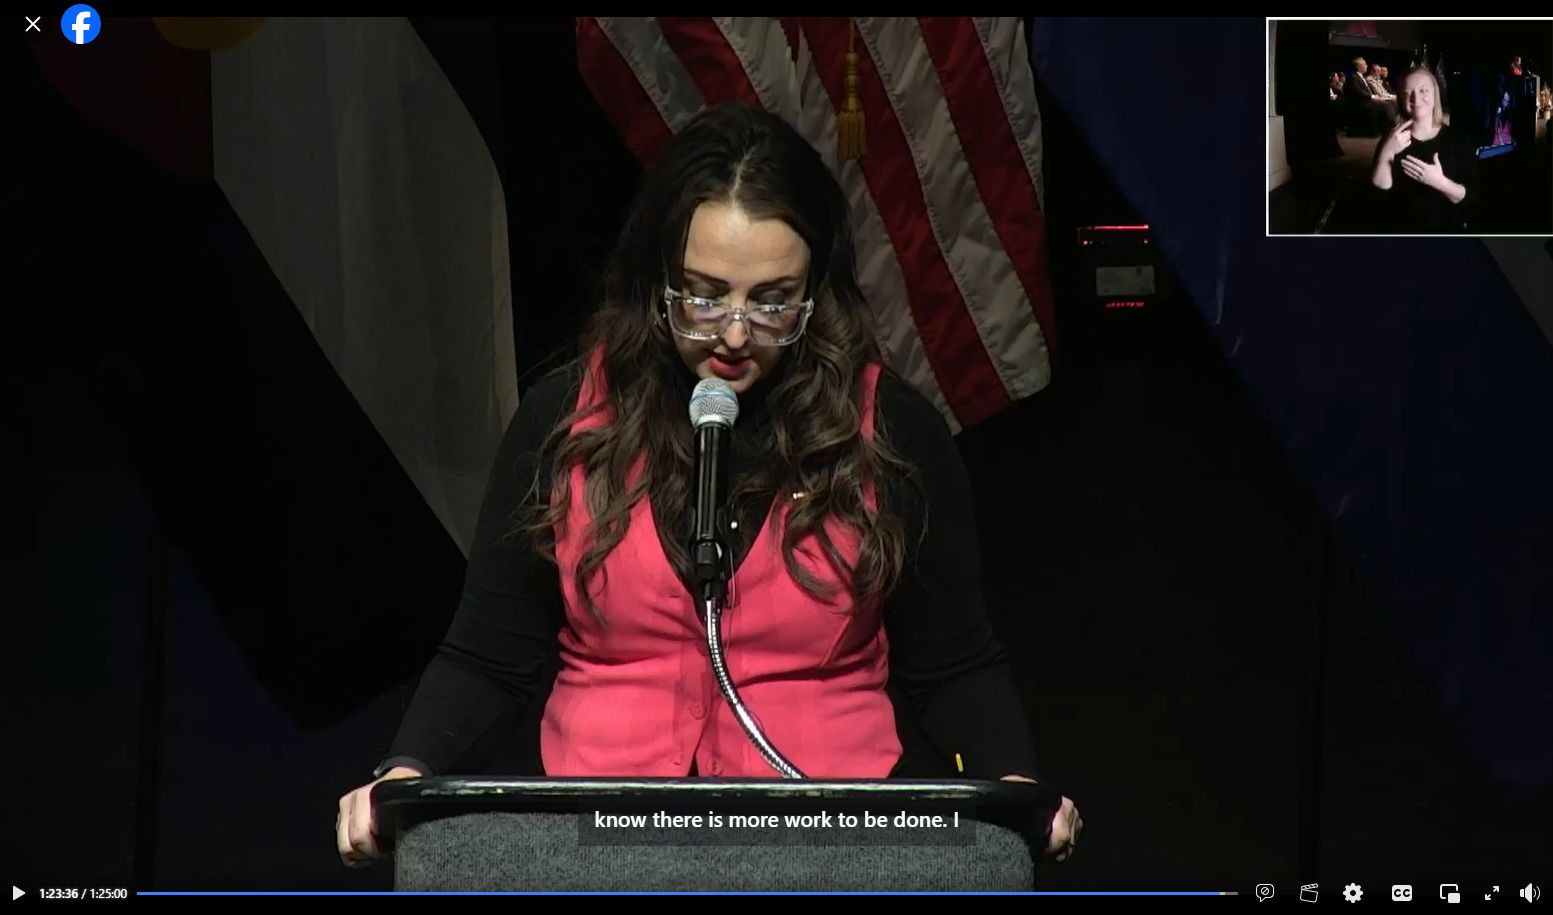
[662,288,814,347]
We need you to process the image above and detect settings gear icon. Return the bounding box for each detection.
[1343,883,1364,903]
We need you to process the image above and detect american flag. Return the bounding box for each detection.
[577,17,1055,431]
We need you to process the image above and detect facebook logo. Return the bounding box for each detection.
[60,5,102,45]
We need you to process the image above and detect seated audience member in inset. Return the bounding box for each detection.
[1344,57,1372,105]
[1369,65,1395,100]
[1370,67,1480,233]
[1329,72,1351,132]
[1346,57,1397,135]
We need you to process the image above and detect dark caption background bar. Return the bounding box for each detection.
[576,799,980,847]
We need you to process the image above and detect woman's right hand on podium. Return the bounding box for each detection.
[337,766,422,868]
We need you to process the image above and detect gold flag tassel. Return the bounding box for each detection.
[838,19,867,161]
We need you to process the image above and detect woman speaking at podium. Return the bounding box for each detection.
[338,102,1080,868]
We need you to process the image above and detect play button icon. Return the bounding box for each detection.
[12,886,24,900]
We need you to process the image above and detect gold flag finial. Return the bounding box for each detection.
[838,19,866,161]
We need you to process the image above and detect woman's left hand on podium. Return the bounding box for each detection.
[1000,774,1082,862]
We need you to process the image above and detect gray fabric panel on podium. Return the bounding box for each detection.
[394,812,1034,891]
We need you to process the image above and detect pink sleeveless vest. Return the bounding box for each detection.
[539,357,901,777]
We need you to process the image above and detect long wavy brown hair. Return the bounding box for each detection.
[521,102,919,618]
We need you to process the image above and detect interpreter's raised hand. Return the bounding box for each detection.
[1380,121,1414,162]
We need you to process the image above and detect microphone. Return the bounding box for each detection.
[685,377,803,777]
[688,377,738,606]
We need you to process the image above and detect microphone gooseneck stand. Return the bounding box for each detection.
[692,517,806,779]
[701,586,806,780]
[689,376,806,779]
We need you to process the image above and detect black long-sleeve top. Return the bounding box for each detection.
[1371,123,1481,233]
[376,363,1040,782]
